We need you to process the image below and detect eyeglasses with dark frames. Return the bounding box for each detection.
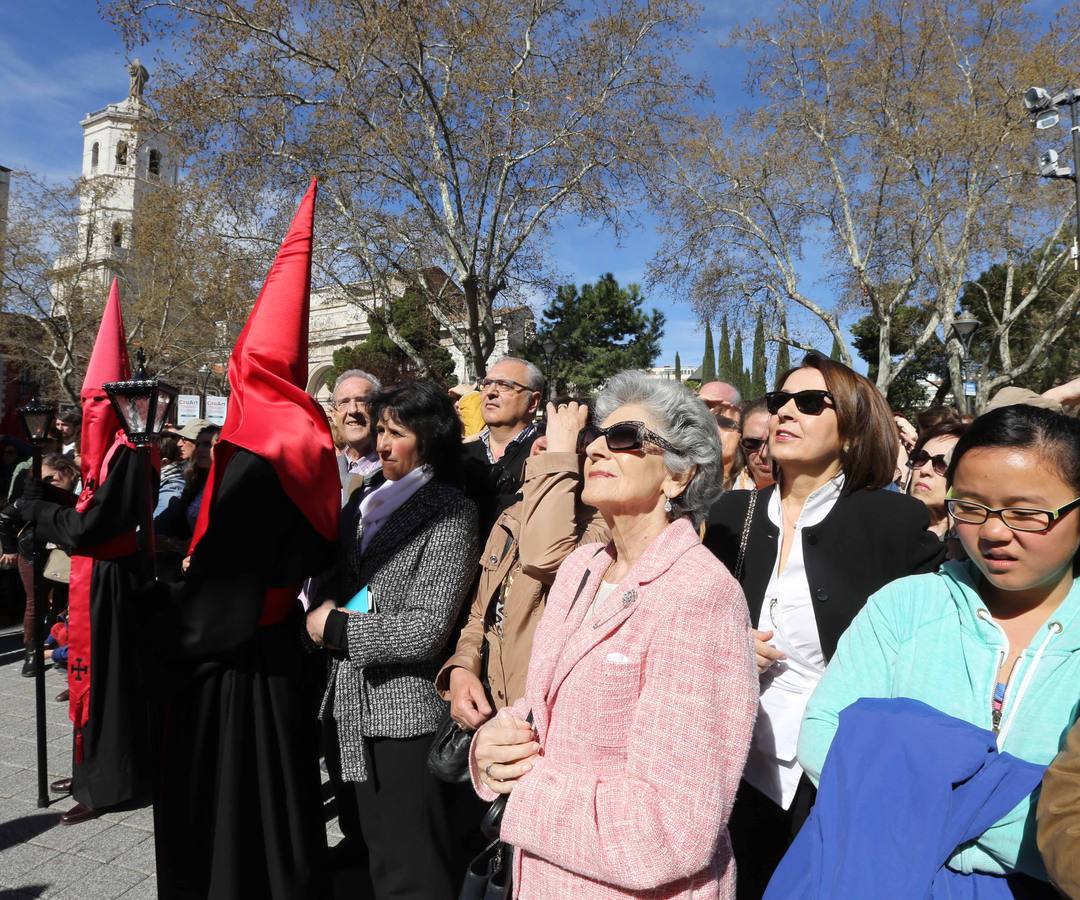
[765,390,835,416]
[478,377,535,395]
[714,415,741,432]
[944,492,1080,533]
[576,420,682,456]
[906,449,949,477]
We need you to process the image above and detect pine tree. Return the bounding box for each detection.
[829,333,843,361]
[732,329,746,396]
[751,314,767,398]
[701,322,717,382]
[674,352,682,382]
[775,340,792,386]
[719,316,732,383]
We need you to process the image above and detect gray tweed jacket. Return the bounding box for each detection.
[319,479,479,782]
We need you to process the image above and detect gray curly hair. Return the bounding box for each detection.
[594,370,724,525]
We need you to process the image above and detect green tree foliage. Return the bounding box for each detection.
[525,273,664,394]
[775,340,791,387]
[732,329,746,397]
[851,305,943,415]
[327,289,456,389]
[719,316,732,383]
[674,352,682,382]
[701,322,717,382]
[751,314,767,399]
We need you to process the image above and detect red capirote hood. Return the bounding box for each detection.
[77,278,131,505]
[190,178,339,551]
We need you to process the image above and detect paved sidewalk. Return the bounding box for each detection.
[0,628,344,899]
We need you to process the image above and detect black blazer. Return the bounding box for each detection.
[703,486,945,661]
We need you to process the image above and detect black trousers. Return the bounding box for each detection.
[729,777,816,900]
[352,733,455,900]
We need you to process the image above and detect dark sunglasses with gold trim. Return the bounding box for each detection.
[765,389,835,416]
[906,449,949,477]
[576,421,682,456]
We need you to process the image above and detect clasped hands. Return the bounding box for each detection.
[473,708,540,795]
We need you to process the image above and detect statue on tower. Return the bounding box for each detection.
[127,59,149,100]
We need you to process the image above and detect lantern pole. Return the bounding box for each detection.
[17,398,57,809]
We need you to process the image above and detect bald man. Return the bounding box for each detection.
[698,381,742,416]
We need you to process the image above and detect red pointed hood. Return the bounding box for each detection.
[78,278,131,500]
[190,179,338,550]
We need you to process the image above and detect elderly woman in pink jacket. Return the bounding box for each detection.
[471,370,758,899]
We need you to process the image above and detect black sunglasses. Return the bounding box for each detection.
[740,436,766,453]
[907,449,949,477]
[765,390,835,416]
[576,421,681,456]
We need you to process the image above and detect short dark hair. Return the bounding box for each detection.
[911,421,969,460]
[775,353,897,493]
[159,432,181,463]
[916,405,964,435]
[371,380,463,484]
[57,409,82,427]
[947,405,1080,494]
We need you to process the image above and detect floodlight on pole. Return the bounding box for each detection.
[1025,85,1080,268]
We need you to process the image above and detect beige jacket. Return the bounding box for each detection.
[436,450,608,710]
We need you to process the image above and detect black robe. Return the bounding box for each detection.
[31,445,152,811]
[152,449,335,900]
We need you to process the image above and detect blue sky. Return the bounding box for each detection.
[1,0,839,376]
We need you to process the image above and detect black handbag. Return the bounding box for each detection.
[459,838,512,900]
[426,710,473,783]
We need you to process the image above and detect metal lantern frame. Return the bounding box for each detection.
[102,350,178,446]
[16,398,56,444]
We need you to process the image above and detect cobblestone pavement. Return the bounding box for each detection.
[0,628,345,899]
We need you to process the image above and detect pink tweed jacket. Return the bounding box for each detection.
[471,517,758,899]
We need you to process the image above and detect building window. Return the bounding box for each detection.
[91,142,99,170]
[148,149,161,177]
[112,222,123,248]
[115,141,128,168]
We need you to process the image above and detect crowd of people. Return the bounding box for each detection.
[4,184,1080,899]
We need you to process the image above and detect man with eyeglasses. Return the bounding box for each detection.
[330,369,383,505]
[699,382,744,487]
[462,356,544,536]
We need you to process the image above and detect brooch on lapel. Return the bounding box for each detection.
[592,589,638,629]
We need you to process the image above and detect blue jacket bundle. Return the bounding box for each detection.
[765,698,1046,899]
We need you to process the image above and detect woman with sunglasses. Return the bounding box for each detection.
[737,399,776,490]
[703,353,944,899]
[905,421,970,542]
[470,370,757,899]
[799,404,1080,893]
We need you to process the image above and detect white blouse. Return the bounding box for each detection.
[742,473,844,809]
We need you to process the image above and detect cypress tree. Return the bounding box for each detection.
[732,329,746,396]
[674,352,682,382]
[701,322,717,382]
[751,314,767,398]
[719,316,732,383]
[775,340,791,387]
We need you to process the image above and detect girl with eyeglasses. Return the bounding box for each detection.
[703,353,944,898]
[905,421,970,544]
[799,404,1080,894]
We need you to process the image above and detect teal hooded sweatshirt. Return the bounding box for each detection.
[798,559,1080,881]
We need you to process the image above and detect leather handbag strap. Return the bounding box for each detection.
[734,489,758,582]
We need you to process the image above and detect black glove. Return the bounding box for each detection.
[19,477,44,505]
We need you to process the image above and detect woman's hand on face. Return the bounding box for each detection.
[449,666,493,730]
[544,401,589,454]
[474,709,540,795]
[752,628,786,674]
[306,599,336,646]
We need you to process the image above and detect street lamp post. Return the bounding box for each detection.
[198,363,211,419]
[950,314,979,416]
[541,337,557,403]
[1024,86,1080,270]
[17,398,57,809]
[103,349,178,577]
